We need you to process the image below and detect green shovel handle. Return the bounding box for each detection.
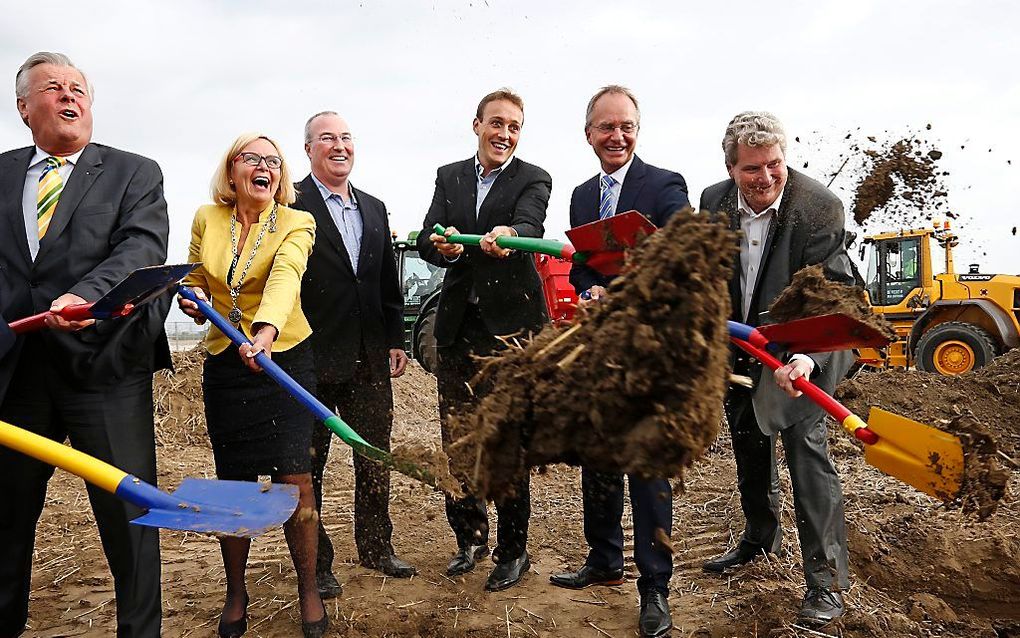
[432,224,581,262]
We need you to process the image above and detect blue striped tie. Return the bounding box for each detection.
[598,174,616,220]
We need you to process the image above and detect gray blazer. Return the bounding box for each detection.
[700,168,856,435]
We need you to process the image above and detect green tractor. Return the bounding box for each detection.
[392,232,443,369]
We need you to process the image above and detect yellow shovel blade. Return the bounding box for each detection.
[863,407,964,501]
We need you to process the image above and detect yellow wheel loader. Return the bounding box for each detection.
[855,221,1020,375]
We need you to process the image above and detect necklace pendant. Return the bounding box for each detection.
[228,306,243,324]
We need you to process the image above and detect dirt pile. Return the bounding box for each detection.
[767,263,897,339]
[849,135,949,227]
[837,349,1018,516]
[446,211,738,499]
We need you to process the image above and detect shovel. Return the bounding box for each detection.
[176,286,440,489]
[730,314,892,355]
[9,264,199,333]
[0,419,298,536]
[727,328,964,500]
[432,211,656,276]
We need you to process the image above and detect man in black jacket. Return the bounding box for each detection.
[699,111,854,626]
[0,51,170,638]
[294,111,413,599]
[417,88,550,592]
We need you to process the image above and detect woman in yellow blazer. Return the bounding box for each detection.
[177,133,327,638]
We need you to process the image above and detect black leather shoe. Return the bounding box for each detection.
[446,545,489,576]
[217,593,249,638]
[484,551,530,592]
[702,542,766,573]
[363,554,417,578]
[549,565,625,589]
[301,612,330,638]
[316,571,342,600]
[798,587,845,625]
[639,590,672,637]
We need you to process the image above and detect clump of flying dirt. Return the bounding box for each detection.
[943,414,1010,519]
[767,264,897,340]
[391,443,464,497]
[446,211,738,499]
[850,136,949,226]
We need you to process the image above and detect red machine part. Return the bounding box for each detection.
[534,253,578,326]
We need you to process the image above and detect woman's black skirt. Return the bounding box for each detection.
[202,339,317,480]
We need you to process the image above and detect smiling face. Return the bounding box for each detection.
[16,63,93,155]
[585,92,639,174]
[305,113,354,191]
[230,138,282,210]
[472,99,522,173]
[728,142,788,214]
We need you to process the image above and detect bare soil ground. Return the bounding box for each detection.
[22,353,1020,637]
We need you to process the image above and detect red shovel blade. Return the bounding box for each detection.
[756,313,892,353]
[566,210,658,254]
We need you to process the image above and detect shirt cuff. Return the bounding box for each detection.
[789,353,816,373]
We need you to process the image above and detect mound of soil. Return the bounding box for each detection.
[447,211,738,499]
[767,263,897,339]
[837,349,1018,517]
[153,348,209,448]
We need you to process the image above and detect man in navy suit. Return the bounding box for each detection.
[551,85,688,638]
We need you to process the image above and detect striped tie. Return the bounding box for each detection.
[598,174,617,220]
[37,156,67,238]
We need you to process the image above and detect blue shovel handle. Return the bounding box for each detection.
[177,286,438,486]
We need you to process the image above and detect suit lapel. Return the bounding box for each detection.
[352,186,380,277]
[459,159,479,234]
[0,147,34,267]
[721,186,744,320]
[617,155,646,213]
[578,175,599,225]
[36,143,103,263]
[300,175,355,276]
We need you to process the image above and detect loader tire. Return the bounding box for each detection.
[915,321,997,375]
[414,305,440,375]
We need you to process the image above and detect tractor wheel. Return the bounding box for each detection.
[414,305,440,375]
[915,321,998,375]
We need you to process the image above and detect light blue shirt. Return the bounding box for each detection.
[23,146,84,261]
[474,155,513,218]
[312,174,363,273]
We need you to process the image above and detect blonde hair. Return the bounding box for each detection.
[210,132,296,207]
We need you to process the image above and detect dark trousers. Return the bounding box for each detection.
[0,337,161,637]
[582,469,673,594]
[311,356,395,573]
[437,306,530,565]
[725,386,850,589]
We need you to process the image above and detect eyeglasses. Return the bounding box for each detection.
[591,122,639,134]
[234,152,283,169]
[316,133,354,145]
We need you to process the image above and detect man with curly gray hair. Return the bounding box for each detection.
[699,111,856,626]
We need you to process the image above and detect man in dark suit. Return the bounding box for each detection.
[417,88,550,592]
[699,111,855,626]
[550,85,688,638]
[293,111,414,599]
[0,52,170,638]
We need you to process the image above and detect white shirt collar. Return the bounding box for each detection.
[31,145,85,167]
[736,188,784,218]
[600,156,635,186]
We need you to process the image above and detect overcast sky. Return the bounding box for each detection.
[2,0,1017,314]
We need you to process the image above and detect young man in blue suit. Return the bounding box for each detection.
[551,85,689,638]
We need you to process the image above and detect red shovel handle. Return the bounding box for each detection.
[9,303,95,334]
[729,337,879,445]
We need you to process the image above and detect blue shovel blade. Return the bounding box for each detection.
[130,478,299,537]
